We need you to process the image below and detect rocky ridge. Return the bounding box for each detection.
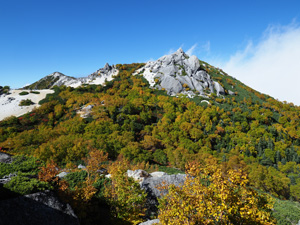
[24,49,228,99]
[137,48,225,97]
[24,63,118,89]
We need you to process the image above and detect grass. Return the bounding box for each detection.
[157,166,184,174]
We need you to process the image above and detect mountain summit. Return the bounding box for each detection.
[137,48,225,97]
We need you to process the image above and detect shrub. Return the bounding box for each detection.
[19,99,34,106]
[19,91,29,96]
[153,149,167,165]
[64,170,88,190]
[0,155,43,178]
[158,162,276,224]
[4,174,50,195]
[30,91,40,94]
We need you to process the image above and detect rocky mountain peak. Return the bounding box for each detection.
[50,72,68,78]
[139,49,224,97]
[103,63,111,71]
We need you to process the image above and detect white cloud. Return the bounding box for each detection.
[166,44,184,55]
[167,48,176,55]
[186,42,210,57]
[202,41,210,53]
[186,44,198,56]
[218,22,300,106]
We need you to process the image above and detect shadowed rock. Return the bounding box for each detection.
[0,190,79,225]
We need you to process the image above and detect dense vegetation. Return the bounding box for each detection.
[1,63,300,224]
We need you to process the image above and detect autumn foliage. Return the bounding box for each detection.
[104,158,147,224]
[158,162,275,225]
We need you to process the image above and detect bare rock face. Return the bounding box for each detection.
[140,48,224,97]
[0,190,79,225]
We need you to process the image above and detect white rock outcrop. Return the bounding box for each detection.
[139,48,224,97]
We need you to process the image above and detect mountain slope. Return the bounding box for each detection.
[1,52,300,224]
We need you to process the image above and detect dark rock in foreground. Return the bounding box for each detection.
[0,190,79,225]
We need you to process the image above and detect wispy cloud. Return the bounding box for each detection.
[166,44,184,55]
[186,44,198,56]
[167,48,176,55]
[218,22,300,106]
[186,42,210,56]
[202,41,210,53]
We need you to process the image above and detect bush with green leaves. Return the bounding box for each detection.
[64,170,88,190]
[19,91,29,96]
[3,173,50,195]
[0,155,50,196]
[30,91,40,94]
[0,155,42,178]
[0,85,10,94]
[19,99,34,106]
[153,149,167,165]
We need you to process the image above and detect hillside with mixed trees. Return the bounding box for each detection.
[1,51,300,224]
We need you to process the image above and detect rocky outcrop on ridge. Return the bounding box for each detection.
[0,190,79,225]
[138,48,225,97]
[24,63,118,89]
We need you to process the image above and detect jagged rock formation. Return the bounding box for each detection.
[24,63,118,89]
[0,190,79,225]
[138,48,224,97]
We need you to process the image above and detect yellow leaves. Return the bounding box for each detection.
[104,158,147,224]
[158,163,276,225]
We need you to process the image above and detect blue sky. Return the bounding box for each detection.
[1,0,300,104]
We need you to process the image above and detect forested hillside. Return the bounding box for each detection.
[1,62,300,224]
